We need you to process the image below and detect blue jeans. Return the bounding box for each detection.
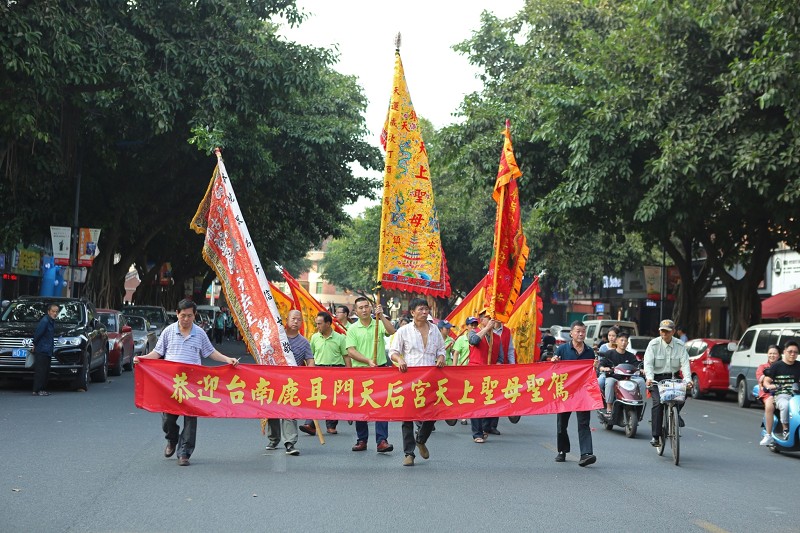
[356,421,388,444]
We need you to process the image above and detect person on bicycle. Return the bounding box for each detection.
[643,319,691,447]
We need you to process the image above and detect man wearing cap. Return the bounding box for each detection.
[452,318,477,367]
[468,313,496,442]
[484,316,515,435]
[644,319,691,447]
[437,319,455,365]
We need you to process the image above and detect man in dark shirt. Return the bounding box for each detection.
[551,320,596,467]
[32,303,59,396]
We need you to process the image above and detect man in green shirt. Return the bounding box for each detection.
[299,311,350,436]
[346,296,396,453]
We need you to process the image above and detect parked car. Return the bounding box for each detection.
[583,318,639,349]
[0,296,109,390]
[97,309,134,376]
[166,311,178,324]
[628,336,654,361]
[728,323,800,407]
[124,315,158,357]
[195,310,213,335]
[686,338,733,400]
[123,305,169,336]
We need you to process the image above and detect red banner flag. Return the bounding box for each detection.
[506,278,543,363]
[189,151,295,366]
[134,359,602,421]
[280,267,347,339]
[484,121,529,322]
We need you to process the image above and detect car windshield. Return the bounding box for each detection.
[125,307,165,326]
[1,300,84,325]
[124,315,146,332]
[97,312,118,332]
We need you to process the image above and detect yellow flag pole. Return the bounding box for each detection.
[372,290,382,365]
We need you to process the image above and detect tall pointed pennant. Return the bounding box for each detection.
[190,150,296,366]
[377,48,450,298]
[484,121,529,322]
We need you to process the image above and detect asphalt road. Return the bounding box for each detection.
[2,339,798,533]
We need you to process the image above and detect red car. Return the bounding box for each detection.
[686,338,733,400]
[97,309,134,376]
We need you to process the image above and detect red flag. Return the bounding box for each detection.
[280,268,347,339]
[484,121,529,322]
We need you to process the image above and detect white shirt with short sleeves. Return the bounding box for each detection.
[154,322,214,365]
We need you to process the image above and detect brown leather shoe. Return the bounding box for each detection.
[326,427,338,434]
[416,441,429,460]
[164,442,176,458]
[376,440,394,453]
[351,440,367,452]
[178,456,190,466]
[299,424,316,436]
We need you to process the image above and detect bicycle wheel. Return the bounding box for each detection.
[656,405,666,456]
[670,404,680,466]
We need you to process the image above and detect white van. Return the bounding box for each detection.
[728,323,800,407]
[581,319,639,349]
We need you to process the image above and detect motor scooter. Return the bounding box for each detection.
[596,363,646,438]
[760,383,800,454]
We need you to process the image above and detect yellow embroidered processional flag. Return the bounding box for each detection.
[377,45,450,298]
[484,121,529,322]
[190,149,295,366]
[445,274,490,339]
[280,267,347,340]
[506,277,543,364]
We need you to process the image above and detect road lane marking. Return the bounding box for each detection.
[694,519,731,533]
[685,426,733,440]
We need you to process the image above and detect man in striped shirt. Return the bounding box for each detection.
[134,299,239,466]
[389,297,445,466]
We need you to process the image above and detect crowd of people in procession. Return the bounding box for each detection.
[121,297,799,468]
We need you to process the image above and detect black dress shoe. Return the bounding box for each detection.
[650,437,660,447]
[164,442,176,457]
[578,454,596,467]
[555,452,566,462]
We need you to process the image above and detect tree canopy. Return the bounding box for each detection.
[448,0,800,337]
[0,0,380,308]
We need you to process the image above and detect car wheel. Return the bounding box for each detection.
[74,355,90,391]
[109,350,123,377]
[123,347,133,371]
[737,379,751,408]
[91,350,108,383]
[691,375,702,399]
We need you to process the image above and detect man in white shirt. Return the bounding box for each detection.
[389,298,445,466]
[643,319,691,447]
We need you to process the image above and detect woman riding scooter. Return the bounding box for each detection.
[597,333,646,414]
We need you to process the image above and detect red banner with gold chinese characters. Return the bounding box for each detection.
[134,359,601,421]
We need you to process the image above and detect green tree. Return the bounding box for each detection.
[453,1,800,337]
[0,1,380,309]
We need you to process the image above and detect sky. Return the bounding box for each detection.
[278,0,524,216]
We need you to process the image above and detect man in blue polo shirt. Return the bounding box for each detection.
[134,299,239,466]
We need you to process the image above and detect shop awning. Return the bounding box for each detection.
[761,288,800,319]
